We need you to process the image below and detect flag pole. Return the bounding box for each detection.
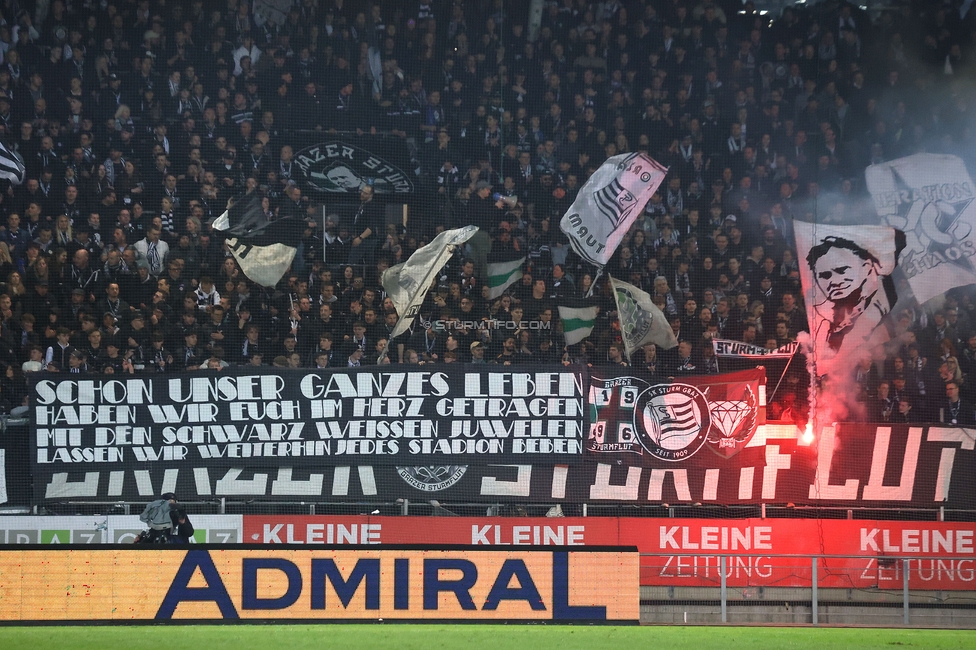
[586,267,603,298]
[767,344,800,404]
[376,336,393,365]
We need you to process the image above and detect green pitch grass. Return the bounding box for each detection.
[0,625,972,649]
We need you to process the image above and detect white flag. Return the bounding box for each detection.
[610,277,677,358]
[559,152,667,267]
[487,257,525,299]
[226,241,297,288]
[866,153,976,304]
[381,226,479,346]
[252,0,290,26]
[795,221,898,376]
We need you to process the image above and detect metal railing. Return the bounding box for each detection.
[639,553,976,627]
[31,499,976,524]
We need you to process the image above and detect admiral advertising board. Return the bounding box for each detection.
[0,548,639,623]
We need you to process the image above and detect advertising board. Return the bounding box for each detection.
[0,547,638,623]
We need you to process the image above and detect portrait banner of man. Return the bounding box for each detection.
[795,221,899,377]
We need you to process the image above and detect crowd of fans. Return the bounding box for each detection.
[0,0,971,425]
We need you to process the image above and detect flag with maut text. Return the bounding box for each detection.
[560,153,667,267]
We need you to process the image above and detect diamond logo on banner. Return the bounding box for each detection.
[704,385,758,459]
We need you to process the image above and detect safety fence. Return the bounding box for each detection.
[640,553,976,627]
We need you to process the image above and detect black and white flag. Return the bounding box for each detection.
[610,277,677,358]
[0,140,25,185]
[559,153,667,267]
[712,339,799,359]
[212,191,306,287]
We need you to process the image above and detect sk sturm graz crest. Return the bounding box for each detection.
[704,384,758,458]
[396,466,467,491]
[593,177,640,229]
[586,372,763,463]
[295,141,414,194]
[634,384,711,461]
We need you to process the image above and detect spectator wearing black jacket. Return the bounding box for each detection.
[944,381,974,426]
[467,180,507,284]
[346,185,384,267]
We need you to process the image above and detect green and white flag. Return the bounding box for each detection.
[558,304,599,346]
[610,277,678,358]
[487,257,525,299]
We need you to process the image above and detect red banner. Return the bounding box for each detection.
[631,518,976,591]
[586,368,766,463]
[244,515,616,546]
[243,516,976,590]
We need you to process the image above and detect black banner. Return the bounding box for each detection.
[293,135,415,195]
[0,418,31,508]
[26,366,976,507]
[581,423,976,509]
[24,423,976,507]
[711,338,799,358]
[29,366,586,502]
[584,369,976,508]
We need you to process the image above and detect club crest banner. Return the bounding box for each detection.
[585,369,765,463]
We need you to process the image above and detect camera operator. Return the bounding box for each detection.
[136,492,194,544]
